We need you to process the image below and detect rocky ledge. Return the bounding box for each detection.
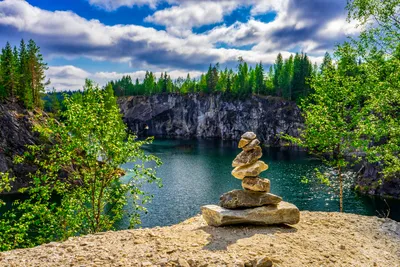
[1,212,399,267]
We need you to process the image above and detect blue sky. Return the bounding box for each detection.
[0,0,360,90]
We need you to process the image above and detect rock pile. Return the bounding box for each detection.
[201,132,300,226]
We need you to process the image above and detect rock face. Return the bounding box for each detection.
[202,131,300,226]
[0,100,39,194]
[219,190,282,209]
[201,202,300,226]
[242,177,271,192]
[118,94,303,146]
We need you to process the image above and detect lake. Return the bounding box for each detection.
[119,139,400,229]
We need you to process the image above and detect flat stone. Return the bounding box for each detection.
[243,139,261,151]
[232,146,262,167]
[220,190,281,209]
[241,132,257,140]
[201,201,300,226]
[238,138,251,148]
[242,177,270,192]
[232,161,268,179]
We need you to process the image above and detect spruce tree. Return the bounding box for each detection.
[1,42,17,98]
[27,39,48,109]
[320,52,334,74]
[273,53,283,95]
[18,39,29,102]
[254,62,265,95]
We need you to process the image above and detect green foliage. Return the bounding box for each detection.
[0,80,161,251]
[286,0,400,211]
[0,39,48,109]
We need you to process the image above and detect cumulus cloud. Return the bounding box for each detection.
[145,1,239,36]
[88,0,160,10]
[46,65,91,91]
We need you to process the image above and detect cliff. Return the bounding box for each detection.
[1,212,399,266]
[118,93,303,146]
[0,100,39,194]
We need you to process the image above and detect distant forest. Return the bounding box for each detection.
[109,53,322,102]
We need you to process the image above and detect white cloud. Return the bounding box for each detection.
[46,65,90,91]
[318,17,362,37]
[87,0,160,10]
[145,1,239,36]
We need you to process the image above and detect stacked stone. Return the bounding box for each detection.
[201,132,300,227]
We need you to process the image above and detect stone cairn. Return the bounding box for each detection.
[201,132,300,226]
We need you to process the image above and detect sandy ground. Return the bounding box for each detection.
[1,211,399,267]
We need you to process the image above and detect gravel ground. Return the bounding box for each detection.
[1,211,399,267]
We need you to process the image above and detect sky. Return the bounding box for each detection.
[0,0,361,91]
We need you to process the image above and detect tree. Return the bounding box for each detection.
[347,0,399,55]
[273,53,284,95]
[104,82,117,110]
[346,0,400,179]
[254,62,265,95]
[285,63,367,212]
[206,64,219,93]
[0,42,17,98]
[280,55,294,100]
[0,80,162,251]
[286,0,400,211]
[27,39,48,109]
[49,89,61,115]
[18,39,29,102]
[320,52,334,74]
[235,58,250,97]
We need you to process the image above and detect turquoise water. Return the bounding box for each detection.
[120,139,400,229]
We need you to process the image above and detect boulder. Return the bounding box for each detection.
[219,190,281,209]
[232,146,262,167]
[201,201,300,226]
[238,138,251,148]
[242,177,270,192]
[232,161,268,179]
[243,139,261,151]
[241,132,257,140]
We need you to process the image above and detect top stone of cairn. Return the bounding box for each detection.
[241,132,256,140]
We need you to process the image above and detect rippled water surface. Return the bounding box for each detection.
[120,139,400,228]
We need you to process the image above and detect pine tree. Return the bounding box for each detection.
[280,55,294,100]
[291,53,302,100]
[205,64,219,93]
[273,53,284,95]
[320,52,334,74]
[27,39,48,109]
[49,89,61,115]
[0,42,17,98]
[254,62,265,95]
[18,39,29,102]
